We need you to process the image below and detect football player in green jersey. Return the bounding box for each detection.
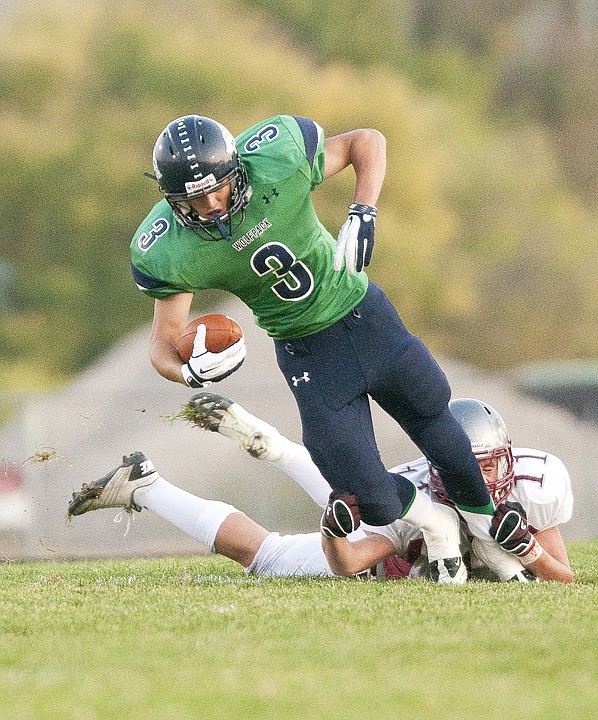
[130,114,511,582]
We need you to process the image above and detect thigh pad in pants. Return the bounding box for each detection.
[374,337,451,418]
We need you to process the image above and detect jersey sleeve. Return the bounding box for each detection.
[129,202,187,300]
[237,115,325,189]
[130,262,181,299]
[535,454,574,528]
[512,450,574,531]
[289,115,325,189]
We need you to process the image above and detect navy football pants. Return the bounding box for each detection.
[274,282,491,526]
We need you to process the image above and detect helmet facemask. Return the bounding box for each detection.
[476,446,515,505]
[151,115,252,241]
[429,398,516,506]
[166,162,252,241]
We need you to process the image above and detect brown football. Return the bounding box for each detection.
[177,314,243,362]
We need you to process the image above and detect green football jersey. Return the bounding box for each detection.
[130,115,368,340]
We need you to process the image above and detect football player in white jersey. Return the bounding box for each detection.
[180,393,573,583]
[67,403,462,583]
[67,395,573,583]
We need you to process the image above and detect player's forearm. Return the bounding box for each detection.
[150,294,194,384]
[350,128,386,206]
[322,534,394,577]
[527,550,573,583]
[322,537,361,576]
[526,527,573,583]
[149,331,187,384]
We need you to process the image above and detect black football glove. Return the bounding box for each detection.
[490,501,543,565]
[320,492,361,538]
[334,203,377,274]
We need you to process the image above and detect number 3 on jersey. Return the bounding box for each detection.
[251,242,314,301]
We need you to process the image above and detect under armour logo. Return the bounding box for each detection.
[262,188,279,204]
[292,372,310,386]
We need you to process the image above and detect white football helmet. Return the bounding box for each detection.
[430,398,515,505]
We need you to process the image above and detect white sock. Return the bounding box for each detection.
[471,537,525,581]
[458,509,493,540]
[133,477,238,552]
[400,488,433,529]
[271,441,332,509]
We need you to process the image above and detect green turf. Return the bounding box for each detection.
[1,541,597,720]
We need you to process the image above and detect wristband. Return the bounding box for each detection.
[518,537,544,566]
[348,203,377,217]
[181,364,203,389]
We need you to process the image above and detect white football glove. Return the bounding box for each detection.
[334,203,377,274]
[181,323,246,388]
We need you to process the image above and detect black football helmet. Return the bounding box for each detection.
[151,115,252,240]
[430,398,515,505]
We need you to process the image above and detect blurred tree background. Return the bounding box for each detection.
[1,0,597,390]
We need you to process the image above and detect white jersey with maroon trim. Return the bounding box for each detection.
[386,448,573,534]
[243,447,572,579]
[370,448,573,578]
[508,448,573,532]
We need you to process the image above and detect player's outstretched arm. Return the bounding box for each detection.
[490,502,573,583]
[322,533,395,577]
[320,492,395,576]
[525,526,573,583]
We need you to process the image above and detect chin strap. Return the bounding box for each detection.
[212,215,232,241]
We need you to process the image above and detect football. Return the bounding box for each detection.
[177,314,243,362]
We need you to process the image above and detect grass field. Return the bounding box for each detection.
[1,540,597,720]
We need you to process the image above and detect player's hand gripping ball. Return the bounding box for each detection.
[178,314,243,360]
[178,314,245,388]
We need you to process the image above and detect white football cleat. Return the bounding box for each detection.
[67,452,158,517]
[429,556,468,585]
[186,392,290,462]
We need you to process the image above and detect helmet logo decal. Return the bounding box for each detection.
[244,124,280,153]
[185,174,217,194]
[152,152,162,180]
[137,218,170,251]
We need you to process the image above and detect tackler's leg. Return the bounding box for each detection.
[184,392,332,509]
